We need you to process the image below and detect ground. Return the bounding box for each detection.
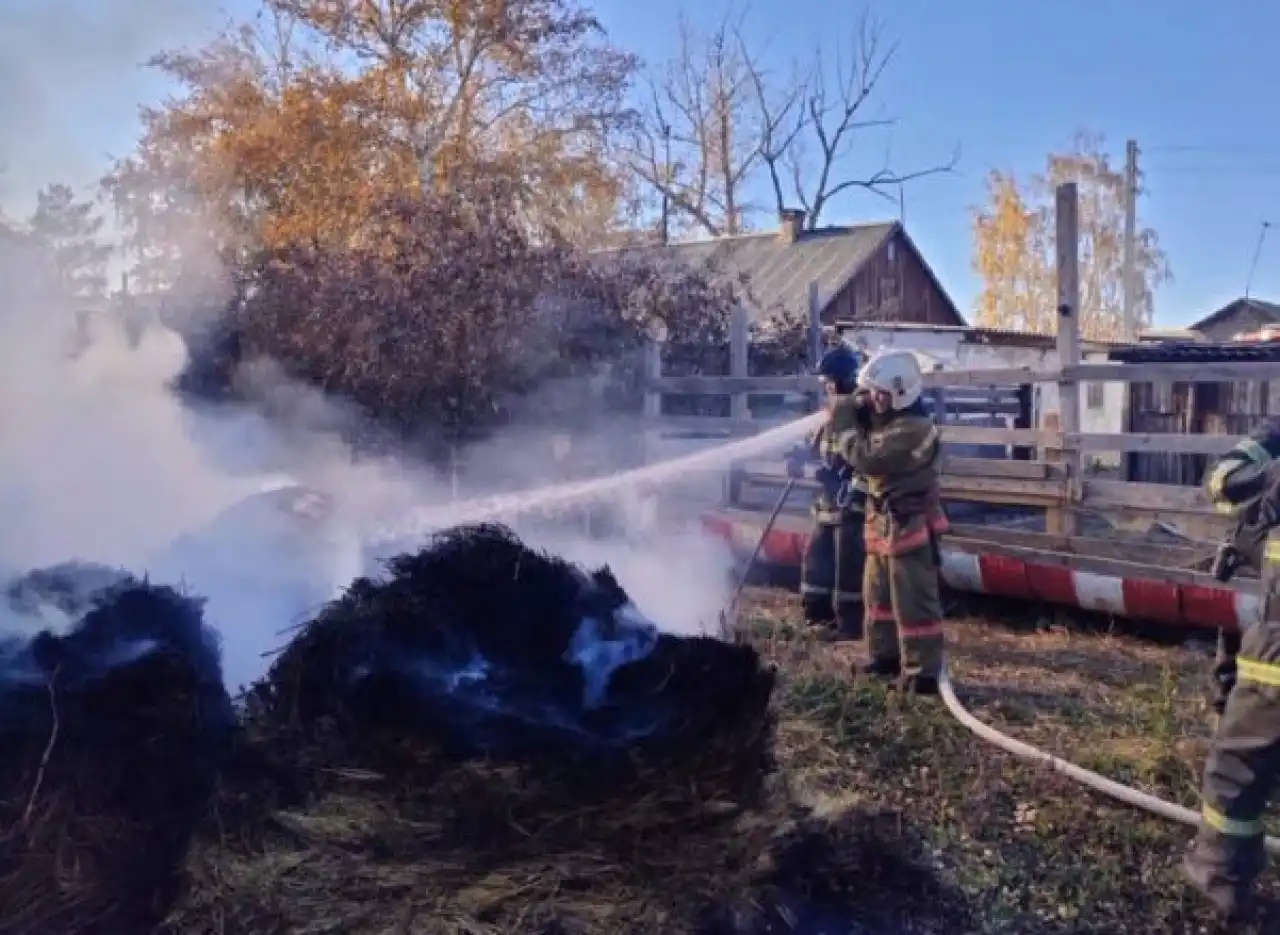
[742,586,1280,934]
[165,585,1280,935]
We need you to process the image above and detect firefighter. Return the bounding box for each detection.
[833,349,949,695]
[784,343,868,639]
[1204,418,1280,717]
[1184,420,1280,916]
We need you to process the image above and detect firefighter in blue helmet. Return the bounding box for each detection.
[784,342,868,639]
[1183,417,1280,916]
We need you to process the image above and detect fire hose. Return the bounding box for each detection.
[731,478,1280,856]
[937,669,1280,856]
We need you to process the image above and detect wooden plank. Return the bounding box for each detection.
[946,523,1222,571]
[941,425,1056,446]
[736,455,1052,481]
[807,282,823,368]
[942,401,1024,416]
[737,465,1066,505]
[943,535,1258,594]
[1070,432,1236,456]
[922,367,1048,388]
[943,457,1050,479]
[1082,478,1210,513]
[650,360,1280,395]
[646,374,819,394]
[1053,181,1082,537]
[729,307,749,421]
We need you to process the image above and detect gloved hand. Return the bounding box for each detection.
[784,444,808,479]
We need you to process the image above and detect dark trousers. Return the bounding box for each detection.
[1212,628,1243,715]
[1185,618,1280,906]
[800,514,866,636]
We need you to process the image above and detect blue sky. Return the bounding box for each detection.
[3,0,1278,326]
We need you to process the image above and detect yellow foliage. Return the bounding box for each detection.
[969,132,1172,341]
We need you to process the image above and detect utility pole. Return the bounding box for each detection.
[1121,139,1138,340]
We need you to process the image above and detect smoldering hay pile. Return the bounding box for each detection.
[0,527,967,935]
[0,564,234,935]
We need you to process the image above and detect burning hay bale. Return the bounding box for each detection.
[167,524,967,935]
[0,565,233,935]
[251,522,776,791]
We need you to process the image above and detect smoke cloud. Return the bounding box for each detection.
[0,232,745,695]
[0,6,751,698]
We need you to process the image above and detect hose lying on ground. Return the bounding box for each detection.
[937,668,1280,857]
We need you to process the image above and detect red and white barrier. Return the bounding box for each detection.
[700,510,1260,632]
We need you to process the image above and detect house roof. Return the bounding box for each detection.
[594,221,965,326]
[1109,340,1280,364]
[1188,297,1280,333]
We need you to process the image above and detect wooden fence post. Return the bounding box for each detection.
[1053,181,1082,536]
[807,281,823,369]
[729,305,749,430]
[642,339,662,465]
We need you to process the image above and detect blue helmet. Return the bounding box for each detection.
[816,343,861,394]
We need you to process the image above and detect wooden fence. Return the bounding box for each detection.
[640,182,1280,600]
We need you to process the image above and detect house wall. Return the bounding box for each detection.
[825,231,961,326]
[1126,377,1280,485]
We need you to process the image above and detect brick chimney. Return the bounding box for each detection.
[778,208,806,244]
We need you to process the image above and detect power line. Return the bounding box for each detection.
[1143,144,1280,155]
[1142,164,1280,176]
[1245,221,1272,302]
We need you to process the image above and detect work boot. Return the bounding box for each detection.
[854,658,901,682]
[1182,852,1251,919]
[1182,835,1264,919]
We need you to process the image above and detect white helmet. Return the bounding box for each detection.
[857,349,924,411]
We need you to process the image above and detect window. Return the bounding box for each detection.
[1086,382,1105,410]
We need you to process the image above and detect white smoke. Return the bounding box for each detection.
[0,230,764,692]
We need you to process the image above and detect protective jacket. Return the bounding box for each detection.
[807,398,869,525]
[1208,418,1280,519]
[838,405,950,555]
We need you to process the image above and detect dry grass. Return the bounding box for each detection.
[742,587,1280,934]
[155,586,1280,935]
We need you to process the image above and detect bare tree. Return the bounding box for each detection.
[622,7,762,238]
[748,11,959,229]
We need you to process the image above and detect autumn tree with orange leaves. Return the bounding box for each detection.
[103,2,754,442]
[971,132,1171,342]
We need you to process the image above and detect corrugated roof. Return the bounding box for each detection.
[1188,297,1280,332]
[595,223,900,321]
[1109,340,1280,363]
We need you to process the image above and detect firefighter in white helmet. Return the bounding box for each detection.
[832,349,949,694]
